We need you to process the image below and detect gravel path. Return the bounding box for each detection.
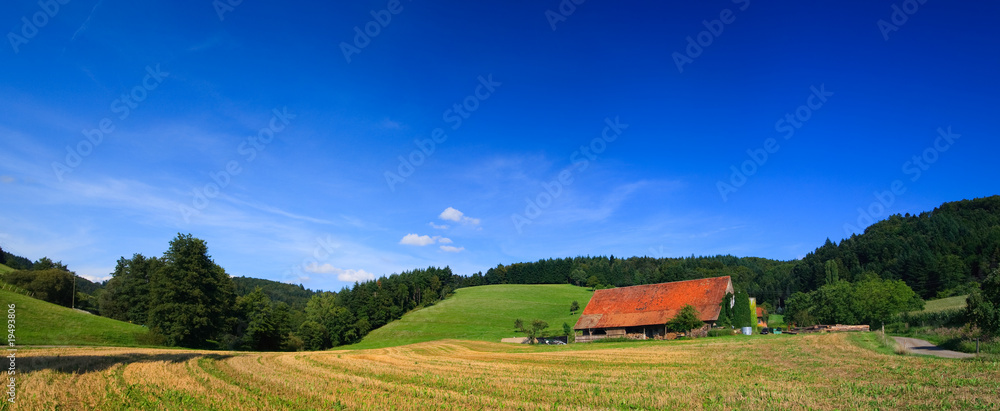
[892,336,975,359]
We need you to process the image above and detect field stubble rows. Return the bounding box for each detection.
[7,333,998,410]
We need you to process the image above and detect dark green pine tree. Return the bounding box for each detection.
[100,254,160,325]
[148,234,236,348]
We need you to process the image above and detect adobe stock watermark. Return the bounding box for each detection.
[340,0,410,63]
[717,84,833,201]
[878,0,928,41]
[213,0,245,21]
[544,0,587,32]
[512,116,628,234]
[6,303,15,404]
[672,0,750,73]
[52,64,170,182]
[384,74,502,192]
[179,107,296,223]
[843,126,960,235]
[7,0,71,54]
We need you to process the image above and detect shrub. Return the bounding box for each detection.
[667,305,704,334]
[893,309,966,329]
[137,329,168,347]
[707,329,734,337]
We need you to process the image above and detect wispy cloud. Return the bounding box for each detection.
[69,0,105,42]
[439,245,464,253]
[220,195,337,225]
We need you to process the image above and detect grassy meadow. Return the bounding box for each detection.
[352,284,593,349]
[8,332,998,410]
[0,289,149,346]
[915,295,968,314]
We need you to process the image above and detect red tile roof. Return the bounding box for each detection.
[756,307,766,318]
[574,276,734,330]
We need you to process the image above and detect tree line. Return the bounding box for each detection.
[97,234,471,350]
[3,195,999,347]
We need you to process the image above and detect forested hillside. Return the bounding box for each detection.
[792,196,1000,299]
[232,276,316,311]
[479,255,793,307]
[480,196,1000,308]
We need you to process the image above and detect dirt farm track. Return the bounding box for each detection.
[5,333,998,410]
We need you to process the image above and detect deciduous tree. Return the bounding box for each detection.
[967,268,1000,335]
[148,234,236,348]
[667,304,704,334]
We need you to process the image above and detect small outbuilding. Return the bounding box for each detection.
[573,276,734,342]
[756,306,768,328]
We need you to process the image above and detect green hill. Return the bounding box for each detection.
[0,263,13,275]
[0,288,150,346]
[913,295,968,314]
[351,284,594,349]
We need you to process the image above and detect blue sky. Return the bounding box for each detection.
[1,0,997,291]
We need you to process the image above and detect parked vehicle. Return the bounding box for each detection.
[759,328,770,335]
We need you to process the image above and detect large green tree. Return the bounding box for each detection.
[235,287,284,351]
[99,254,160,324]
[148,234,236,348]
[785,276,923,326]
[966,268,1000,336]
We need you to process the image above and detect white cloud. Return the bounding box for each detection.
[304,263,375,282]
[437,237,453,244]
[0,176,14,184]
[439,207,480,226]
[429,222,449,230]
[399,233,435,246]
[439,245,464,253]
[439,207,464,222]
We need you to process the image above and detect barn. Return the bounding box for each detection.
[573,276,734,342]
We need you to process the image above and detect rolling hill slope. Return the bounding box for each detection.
[351,284,593,349]
[0,288,150,346]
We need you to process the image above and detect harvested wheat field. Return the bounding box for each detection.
[8,333,999,410]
